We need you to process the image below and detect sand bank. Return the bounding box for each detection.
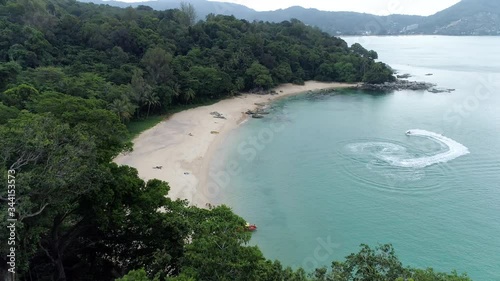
[114,81,357,207]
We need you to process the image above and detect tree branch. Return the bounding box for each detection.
[39,240,56,264]
[19,203,49,221]
[9,150,43,171]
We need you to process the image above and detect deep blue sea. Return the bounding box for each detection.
[209,36,500,280]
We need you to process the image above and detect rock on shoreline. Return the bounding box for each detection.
[360,80,456,93]
[428,87,455,93]
[360,80,436,91]
[396,73,412,79]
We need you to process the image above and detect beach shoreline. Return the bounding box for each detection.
[114,81,358,207]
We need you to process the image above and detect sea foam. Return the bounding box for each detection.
[348,129,470,168]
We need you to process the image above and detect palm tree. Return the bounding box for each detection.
[143,91,160,118]
[181,88,196,104]
[172,82,181,98]
[109,96,136,123]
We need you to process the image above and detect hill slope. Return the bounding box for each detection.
[255,7,423,35]
[82,0,500,35]
[80,0,423,35]
[412,0,500,35]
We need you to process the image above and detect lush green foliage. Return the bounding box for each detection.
[313,244,471,281]
[0,0,393,126]
[0,0,467,280]
[116,244,472,281]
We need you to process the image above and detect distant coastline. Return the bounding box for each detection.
[114,81,358,207]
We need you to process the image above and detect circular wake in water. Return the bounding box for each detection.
[347,129,470,168]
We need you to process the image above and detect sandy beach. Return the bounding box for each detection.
[114,81,357,207]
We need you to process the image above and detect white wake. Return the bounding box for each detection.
[347,129,470,168]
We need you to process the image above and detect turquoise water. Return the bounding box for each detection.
[209,36,500,280]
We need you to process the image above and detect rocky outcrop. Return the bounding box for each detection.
[428,87,455,93]
[210,111,226,119]
[250,89,279,95]
[246,102,272,119]
[360,80,435,91]
[396,73,412,79]
[246,109,270,115]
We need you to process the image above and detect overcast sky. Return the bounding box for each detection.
[118,0,461,16]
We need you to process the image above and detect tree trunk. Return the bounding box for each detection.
[147,104,151,118]
[55,257,66,281]
[51,215,67,281]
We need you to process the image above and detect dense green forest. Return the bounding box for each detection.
[0,0,394,122]
[0,0,469,280]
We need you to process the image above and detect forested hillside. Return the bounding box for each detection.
[0,0,471,280]
[80,0,426,36]
[413,0,500,35]
[84,0,500,35]
[0,0,392,124]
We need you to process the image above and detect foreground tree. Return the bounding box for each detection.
[0,113,97,278]
[316,244,471,281]
[180,206,265,280]
[405,268,472,281]
[328,244,409,281]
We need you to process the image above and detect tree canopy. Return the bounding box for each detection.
[0,0,393,123]
[0,0,468,280]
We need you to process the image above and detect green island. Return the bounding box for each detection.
[0,0,470,280]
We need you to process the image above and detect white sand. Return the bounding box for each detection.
[114,81,357,207]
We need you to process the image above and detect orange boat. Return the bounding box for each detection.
[245,222,257,231]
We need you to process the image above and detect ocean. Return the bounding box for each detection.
[209,36,500,280]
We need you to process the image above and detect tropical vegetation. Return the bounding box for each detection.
[0,0,470,280]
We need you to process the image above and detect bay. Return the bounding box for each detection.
[210,36,500,281]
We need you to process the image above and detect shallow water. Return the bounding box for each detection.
[209,36,500,280]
